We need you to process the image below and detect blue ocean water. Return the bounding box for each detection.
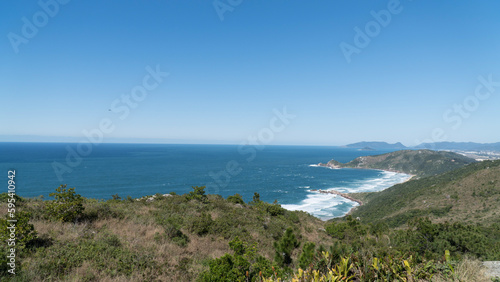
[0,143,410,219]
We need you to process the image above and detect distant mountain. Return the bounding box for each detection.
[319,149,476,178]
[345,141,407,150]
[350,159,500,227]
[414,142,500,152]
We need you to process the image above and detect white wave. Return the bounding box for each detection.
[273,189,289,193]
[340,171,411,193]
[283,170,411,219]
[309,164,339,169]
[282,193,356,219]
[298,186,310,189]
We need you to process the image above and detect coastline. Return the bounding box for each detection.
[310,189,363,206]
[315,162,415,217]
[317,161,417,177]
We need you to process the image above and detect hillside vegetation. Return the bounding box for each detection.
[321,149,476,178]
[1,183,498,281]
[350,159,500,228]
[0,189,329,281]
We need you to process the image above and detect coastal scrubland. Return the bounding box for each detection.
[349,159,500,227]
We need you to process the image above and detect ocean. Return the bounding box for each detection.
[0,142,410,219]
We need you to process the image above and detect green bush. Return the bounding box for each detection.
[285,211,300,223]
[26,237,157,279]
[395,217,497,260]
[185,186,208,203]
[250,192,261,204]
[154,214,190,247]
[198,237,282,282]
[211,214,241,239]
[325,215,366,241]
[298,242,316,269]
[45,185,84,222]
[0,211,37,249]
[227,194,245,205]
[266,203,286,216]
[157,225,190,247]
[189,212,213,236]
[274,227,299,267]
[82,202,124,222]
[0,192,24,204]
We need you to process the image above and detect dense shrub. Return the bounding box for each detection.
[325,215,366,241]
[185,186,208,203]
[45,185,84,222]
[0,192,24,204]
[395,217,498,260]
[298,242,316,269]
[82,201,125,222]
[0,211,37,249]
[25,237,157,280]
[198,237,282,282]
[274,228,299,267]
[189,212,213,236]
[227,194,245,205]
[265,203,286,216]
[154,213,189,247]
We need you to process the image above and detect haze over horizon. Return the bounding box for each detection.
[2,1,500,146]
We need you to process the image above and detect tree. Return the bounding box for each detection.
[252,192,261,204]
[45,185,84,222]
[185,186,207,203]
[274,228,300,267]
[298,242,316,269]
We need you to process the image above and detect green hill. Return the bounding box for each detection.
[349,159,500,227]
[320,149,476,178]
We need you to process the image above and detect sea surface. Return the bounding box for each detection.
[0,143,410,219]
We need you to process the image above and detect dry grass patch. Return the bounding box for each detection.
[33,220,94,241]
[431,257,489,282]
[93,218,161,247]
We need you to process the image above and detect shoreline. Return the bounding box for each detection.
[313,163,415,217]
[310,189,363,206]
[317,161,416,177]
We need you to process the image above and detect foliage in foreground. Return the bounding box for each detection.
[201,214,498,281]
[0,185,497,281]
[198,236,283,282]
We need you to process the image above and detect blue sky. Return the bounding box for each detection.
[1,1,500,146]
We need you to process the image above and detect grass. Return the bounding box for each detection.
[431,256,489,282]
[0,191,329,281]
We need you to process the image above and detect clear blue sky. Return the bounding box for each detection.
[1,1,500,146]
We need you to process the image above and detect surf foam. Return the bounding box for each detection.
[282,169,412,220]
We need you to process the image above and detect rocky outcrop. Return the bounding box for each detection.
[311,189,363,206]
